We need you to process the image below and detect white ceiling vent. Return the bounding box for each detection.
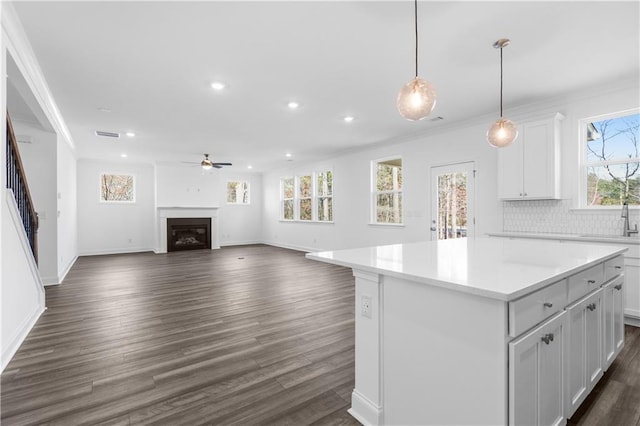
[17,135,32,144]
[95,130,120,138]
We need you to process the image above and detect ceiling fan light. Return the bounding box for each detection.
[201,162,213,170]
[397,77,437,121]
[487,117,518,148]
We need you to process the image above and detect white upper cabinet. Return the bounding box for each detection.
[498,113,564,200]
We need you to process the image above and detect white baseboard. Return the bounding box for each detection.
[42,276,59,286]
[625,315,640,327]
[349,389,383,426]
[1,305,44,373]
[79,247,154,256]
[220,240,263,247]
[56,254,78,285]
[261,240,316,253]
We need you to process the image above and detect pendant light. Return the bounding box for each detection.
[487,38,518,148]
[397,0,436,121]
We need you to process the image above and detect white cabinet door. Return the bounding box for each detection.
[566,288,604,417]
[509,311,566,426]
[498,114,562,200]
[498,125,524,199]
[602,275,625,370]
[523,120,556,199]
[623,256,640,322]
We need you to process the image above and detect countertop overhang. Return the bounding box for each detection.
[306,238,627,301]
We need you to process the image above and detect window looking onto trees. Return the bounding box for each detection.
[317,171,333,222]
[584,110,639,207]
[281,178,295,220]
[227,181,250,204]
[100,174,135,202]
[280,171,333,222]
[373,158,402,224]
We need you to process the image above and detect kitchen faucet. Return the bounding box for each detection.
[622,202,639,237]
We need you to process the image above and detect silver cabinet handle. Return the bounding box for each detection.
[541,333,554,345]
[587,303,597,311]
[587,279,596,284]
[614,284,623,291]
[543,302,553,308]
[614,266,622,270]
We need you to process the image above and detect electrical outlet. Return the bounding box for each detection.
[361,295,372,318]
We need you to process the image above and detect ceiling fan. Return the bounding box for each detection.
[183,154,232,170]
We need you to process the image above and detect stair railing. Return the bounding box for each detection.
[5,112,38,263]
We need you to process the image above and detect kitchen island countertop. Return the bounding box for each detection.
[306,237,626,301]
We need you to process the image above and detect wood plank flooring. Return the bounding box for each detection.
[1,244,638,425]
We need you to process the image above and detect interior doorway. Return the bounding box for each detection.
[430,162,476,240]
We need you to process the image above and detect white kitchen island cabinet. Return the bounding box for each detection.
[307,238,626,426]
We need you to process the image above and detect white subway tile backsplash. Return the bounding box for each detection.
[503,199,640,236]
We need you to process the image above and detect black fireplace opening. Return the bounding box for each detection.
[167,218,211,252]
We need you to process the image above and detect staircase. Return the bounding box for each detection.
[5,112,38,263]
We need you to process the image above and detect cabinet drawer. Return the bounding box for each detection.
[509,279,567,337]
[604,256,624,282]
[568,264,604,303]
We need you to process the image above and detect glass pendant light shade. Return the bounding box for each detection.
[487,117,518,148]
[397,77,437,121]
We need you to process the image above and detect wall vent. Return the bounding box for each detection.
[17,135,32,144]
[95,130,121,138]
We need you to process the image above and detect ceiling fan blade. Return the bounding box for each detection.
[181,161,200,165]
[212,163,232,166]
[212,164,223,169]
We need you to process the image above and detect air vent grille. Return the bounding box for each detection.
[95,130,120,138]
[17,135,32,144]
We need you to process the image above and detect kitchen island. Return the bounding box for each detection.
[306,238,627,426]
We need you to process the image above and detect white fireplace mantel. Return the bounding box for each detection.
[156,206,220,253]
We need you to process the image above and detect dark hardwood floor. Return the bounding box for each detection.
[1,244,638,425]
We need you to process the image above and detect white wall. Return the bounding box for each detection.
[57,137,77,280]
[262,121,502,252]
[77,159,154,255]
[11,120,58,284]
[155,164,262,246]
[262,78,640,252]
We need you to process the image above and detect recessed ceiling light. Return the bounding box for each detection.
[125,132,135,137]
[247,165,253,169]
[285,153,292,158]
[120,153,128,158]
[97,107,111,113]
[344,116,355,123]
[287,101,299,109]
[211,82,226,91]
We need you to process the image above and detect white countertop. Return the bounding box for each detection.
[486,231,640,245]
[306,238,627,301]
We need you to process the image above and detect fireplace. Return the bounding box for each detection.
[167,218,211,252]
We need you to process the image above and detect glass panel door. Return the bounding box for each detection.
[430,162,475,240]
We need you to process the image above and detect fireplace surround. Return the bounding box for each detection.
[156,207,220,254]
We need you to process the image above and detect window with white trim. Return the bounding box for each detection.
[373,158,402,224]
[281,177,295,220]
[100,173,135,203]
[279,171,333,222]
[582,110,639,207]
[227,181,250,204]
[316,171,333,222]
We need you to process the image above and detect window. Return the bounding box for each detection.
[583,110,639,207]
[227,181,250,204]
[373,158,402,224]
[281,177,295,220]
[298,175,312,221]
[100,174,135,202]
[280,170,333,222]
[317,171,333,222]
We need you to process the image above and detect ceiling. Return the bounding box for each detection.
[9,1,640,172]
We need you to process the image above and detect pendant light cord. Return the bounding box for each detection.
[499,46,503,118]
[414,0,418,78]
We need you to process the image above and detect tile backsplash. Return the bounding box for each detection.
[503,199,640,235]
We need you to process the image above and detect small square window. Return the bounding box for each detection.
[100,174,135,202]
[227,181,250,204]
